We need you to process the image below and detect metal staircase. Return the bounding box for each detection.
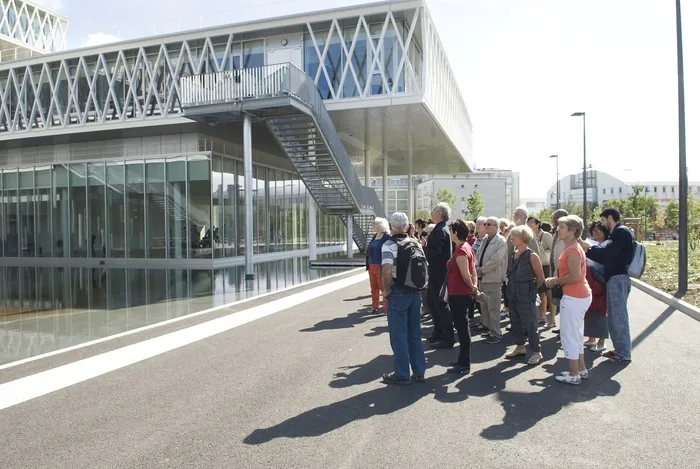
[179,63,385,253]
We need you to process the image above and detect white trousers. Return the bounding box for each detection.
[559,294,593,359]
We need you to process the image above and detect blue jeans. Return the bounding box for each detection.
[387,288,427,379]
[606,274,632,358]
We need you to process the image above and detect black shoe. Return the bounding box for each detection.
[411,374,425,383]
[484,335,502,344]
[382,372,411,385]
[447,365,470,375]
[430,341,455,349]
[553,328,561,334]
[426,336,441,344]
[480,332,491,338]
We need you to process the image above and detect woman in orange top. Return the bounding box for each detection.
[545,215,592,385]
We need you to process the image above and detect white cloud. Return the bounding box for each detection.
[82,32,121,47]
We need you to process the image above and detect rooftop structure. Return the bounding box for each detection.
[0,0,68,63]
[0,0,472,280]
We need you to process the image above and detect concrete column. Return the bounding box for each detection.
[308,193,317,261]
[407,136,414,221]
[382,155,388,216]
[364,149,370,186]
[243,114,255,280]
[346,213,354,259]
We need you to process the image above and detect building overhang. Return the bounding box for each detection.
[0,0,472,177]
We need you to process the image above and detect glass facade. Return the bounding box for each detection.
[304,19,420,99]
[0,260,343,366]
[1,153,345,260]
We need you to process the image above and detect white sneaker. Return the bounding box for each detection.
[579,369,589,380]
[590,345,607,353]
[555,372,581,385]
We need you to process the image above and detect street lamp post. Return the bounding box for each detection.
[550,154,560,209]
[676,0,688,294]
[571,112,587,222]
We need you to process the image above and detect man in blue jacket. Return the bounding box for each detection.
[582,208,635,362]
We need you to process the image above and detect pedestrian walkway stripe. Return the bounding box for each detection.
[0,273,366,411]
[0,268,362,372]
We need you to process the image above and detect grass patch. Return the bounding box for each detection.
[643,241,700,307]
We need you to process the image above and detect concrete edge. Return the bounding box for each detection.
[631,278,700,322]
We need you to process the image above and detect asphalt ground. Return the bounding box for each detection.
[0,273,698,469]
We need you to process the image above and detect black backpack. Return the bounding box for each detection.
[392,235,429,290]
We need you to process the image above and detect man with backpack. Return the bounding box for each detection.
[581,208,635,363]
[381,212,429,385]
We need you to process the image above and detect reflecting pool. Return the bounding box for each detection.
[0,258,346,366]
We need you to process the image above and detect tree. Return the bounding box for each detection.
[665,199,679,230]
[624,185,659,234]
[436,189,457,208]
[466,189,485,219]
[535,207,554,224]
[601,198,628,214]
[415,209,430,222]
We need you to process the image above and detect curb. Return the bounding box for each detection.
[631,279,700,322]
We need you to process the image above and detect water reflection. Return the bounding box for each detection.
[0,258,342,366]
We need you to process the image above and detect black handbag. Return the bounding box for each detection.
[551,285,564,300]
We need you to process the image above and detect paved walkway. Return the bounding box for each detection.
[1,270,699,468]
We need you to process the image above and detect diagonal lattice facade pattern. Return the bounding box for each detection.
[0,0,68,59]
[0,5,431,136]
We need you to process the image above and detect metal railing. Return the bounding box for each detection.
[0,47,41,63]
[180,63,384,217]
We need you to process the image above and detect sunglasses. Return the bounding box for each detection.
[485,222,496,226]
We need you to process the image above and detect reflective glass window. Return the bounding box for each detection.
[69,164,88,258]
[3,170,18,256]
[125,160,146,258]
[145,160,166,259]
[87,163,106,258]
[223,157,236,257]
[36,168,52,257]
[166,157,187,259]
[212,155,224,259]
[188,155,212,259]
[52,165,69,258]
[19,168,34,257]
[107,162,126,258]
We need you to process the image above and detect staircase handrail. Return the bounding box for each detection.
[179,63,384,218]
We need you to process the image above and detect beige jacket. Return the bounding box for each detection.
[476,233,507,284]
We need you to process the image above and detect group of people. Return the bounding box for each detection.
[367,203,636,386]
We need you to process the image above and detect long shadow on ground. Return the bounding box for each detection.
[255,298,627,444]
[299,307,376,332]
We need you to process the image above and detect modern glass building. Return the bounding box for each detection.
[0,0,473,355]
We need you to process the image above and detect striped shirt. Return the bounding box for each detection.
[381,239,399,281]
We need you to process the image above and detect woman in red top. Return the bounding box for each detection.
[584,222,609,352]
[443,219,478,375]
[545,215,592,385]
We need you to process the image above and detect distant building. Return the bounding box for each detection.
[522,198,546,215]
[545,170,700,209]
[416,169,520,219]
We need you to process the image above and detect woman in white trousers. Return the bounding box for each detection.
[545,215,592,386]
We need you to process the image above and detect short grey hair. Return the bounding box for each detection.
[514,205,528,217]
[432,202,451,221]
[476,216,488,225]
[486,216,499,225]
[374,217,389,234]
[389,212,409,232]
[558,215,584,239]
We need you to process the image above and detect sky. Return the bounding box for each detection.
[32,0,699,199]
